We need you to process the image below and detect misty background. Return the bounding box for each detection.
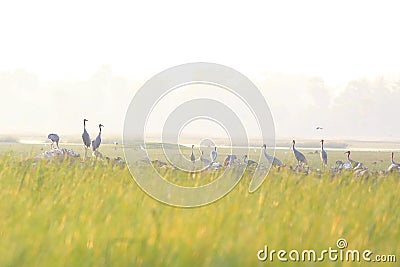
[0,1,399,142]
[1,66,399,141]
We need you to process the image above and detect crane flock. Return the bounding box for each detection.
[44,119,399,175]
[43,119,106,161]
[158,139,399,178]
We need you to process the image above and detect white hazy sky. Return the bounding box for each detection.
[0,0,399,140]
[1,0,399,82]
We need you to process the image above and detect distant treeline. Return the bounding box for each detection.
[0,136,17,143]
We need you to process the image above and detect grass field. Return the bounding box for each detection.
[0,143,399,266]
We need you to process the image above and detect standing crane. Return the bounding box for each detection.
[92,124,104,152]
[320,139,328,168]
[200,150,211,165]
[243,155,258,167]
[344,151,363,169]
[48,133,60,149]
[210,146,217,162]
[262,144,283,167]
[190,145,196,165]
[292,140,307,166]
[387,152,400,172]
[343,151,368,177]
[82,119,91,160]
[224,154,237,167]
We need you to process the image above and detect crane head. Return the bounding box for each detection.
[84,119,88,122]
[191,145,194,149]
[321,139,324,143]
[262,144,266,149]
[292,140,296,144]
[344,151,351,155]
[214,146,217,151]
[99,124,104,128]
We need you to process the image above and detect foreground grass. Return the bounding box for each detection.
[0,152,399,267]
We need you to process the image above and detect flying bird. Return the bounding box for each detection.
[48,133,60,149]
[320,139,328,168]
[92,124,104,152]
[292,140,307,166]
[316,127,323,130]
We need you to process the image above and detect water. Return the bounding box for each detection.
[16,140,400,152]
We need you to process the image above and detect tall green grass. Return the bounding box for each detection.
[0,148,399,266]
